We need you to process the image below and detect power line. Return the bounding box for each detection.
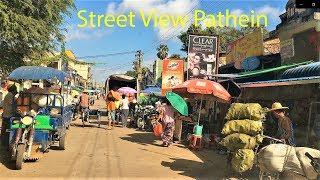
[76,50,137,59]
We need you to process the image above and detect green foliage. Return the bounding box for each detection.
[169,54,182,59]
[156,44,169,60]
[178,24,269,52]
[0,0,75,74]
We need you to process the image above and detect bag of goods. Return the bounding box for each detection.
[222,119,263,136]
[257,144,304,175]
[295,147,320,180]
[32,95,51,107]
[225,103,265,121]
[220,133,263,151]
[231,149,255,173]
[153,123,163,137]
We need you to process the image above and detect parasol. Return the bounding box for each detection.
[117,87,137,94]
[165,92,188,116]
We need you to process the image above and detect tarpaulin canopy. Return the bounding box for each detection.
[9,66,67,82]
[142,85,161,95]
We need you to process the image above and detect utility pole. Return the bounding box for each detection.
[135,50,143,101]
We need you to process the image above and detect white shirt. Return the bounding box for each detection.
[121,98,129,110]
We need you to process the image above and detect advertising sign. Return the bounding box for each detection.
[187,35,218,80]
[280,38,295,59]
[226,29,264,69]
[161,59,184,95]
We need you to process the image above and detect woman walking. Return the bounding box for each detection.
[158,99,175,147]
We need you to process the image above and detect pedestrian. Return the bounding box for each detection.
[158,98,175,147]
[1,84,19,147]
[269,102,295,146]
[106,91,116,130]
[80,90,90,116]
[120,94,129,128]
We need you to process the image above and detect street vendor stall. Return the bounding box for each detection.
[171,79,231,149]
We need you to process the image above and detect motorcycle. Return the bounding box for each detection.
[10,110,37,170]
[136,105,158,131]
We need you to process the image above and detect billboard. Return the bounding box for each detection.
[187,35,218,80]
[226,29,264,69]
[161,59,184,95]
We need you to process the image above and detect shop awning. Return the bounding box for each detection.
[236,61,312,79]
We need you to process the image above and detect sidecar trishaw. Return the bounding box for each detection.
[7,66,73,169]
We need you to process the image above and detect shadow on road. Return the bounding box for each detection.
[161,157,226,179]
[0,146,16,170]
[120,131,159,146]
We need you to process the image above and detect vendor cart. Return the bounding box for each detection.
[7,66,72,169]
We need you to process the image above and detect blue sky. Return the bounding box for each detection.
[64,0,287,83]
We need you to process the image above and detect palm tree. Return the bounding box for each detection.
[156,44,169,60]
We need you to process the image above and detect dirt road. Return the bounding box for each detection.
[0,99,233,179]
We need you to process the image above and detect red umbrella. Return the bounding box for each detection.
[172,79,231,103]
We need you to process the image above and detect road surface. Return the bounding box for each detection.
[0,99,252,179]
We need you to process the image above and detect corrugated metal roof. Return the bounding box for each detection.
[281,62,320,79]
[240,76,320,88]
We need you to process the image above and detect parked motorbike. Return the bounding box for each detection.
[136,105,158,131]
[10,110,37,170]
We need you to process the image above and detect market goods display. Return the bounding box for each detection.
[225,103,265,121]
[257,144,304,175]
[295,147,320,180]
[221,133,263,151]
[221,103,266,173]
[231,149,255,173]
[222,119,263,136]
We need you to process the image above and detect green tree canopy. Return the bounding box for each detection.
[0,0,74,74]
[156,44,169,60]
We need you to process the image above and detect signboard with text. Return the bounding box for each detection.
[161,59,184,95]
[226,29,264,69]
[187,35,218,80]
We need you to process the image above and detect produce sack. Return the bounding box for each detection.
[257,144,304,175]
[32,95,51,107]
[222,119,263,136]
[225,103,265,121]
[220,133,263,151]
[153,123,163,137]
[231,149,255,173]
[295,147,320,180]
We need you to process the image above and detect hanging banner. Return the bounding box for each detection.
[226,29,264,69]
[187,35,218,80]
[161,59,184,95]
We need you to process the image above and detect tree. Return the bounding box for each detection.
[156,44,169,60]
[169,54,182,59]
[0,1,74,74]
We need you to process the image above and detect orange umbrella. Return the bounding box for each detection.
[172,79,231,103]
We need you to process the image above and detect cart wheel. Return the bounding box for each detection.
[59,134,67,150]
[16,144,25,170]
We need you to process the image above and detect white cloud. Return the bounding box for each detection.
[65,25,112,41]
[106,0,200,41]
[256,5,285,21]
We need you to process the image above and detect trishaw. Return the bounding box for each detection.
[7,66,73,169]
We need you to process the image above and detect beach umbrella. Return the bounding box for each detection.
[165,92,188,116]
[117,87,137,94]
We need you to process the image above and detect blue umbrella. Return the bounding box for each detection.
[9,66,67,82]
